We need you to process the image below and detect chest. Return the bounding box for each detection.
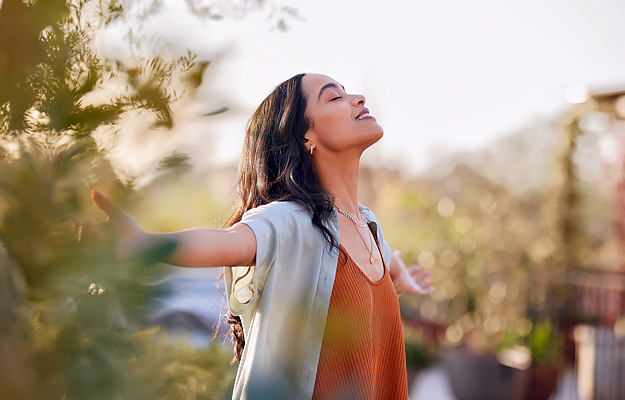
[337,219,385,283]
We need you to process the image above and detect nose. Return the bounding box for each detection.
[352,94,365,106]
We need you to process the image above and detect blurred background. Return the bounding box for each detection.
[1,0,625,399]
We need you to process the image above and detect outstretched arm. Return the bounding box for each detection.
[88,190,256,267]
[388,250,434,296]
[149,224,256,267]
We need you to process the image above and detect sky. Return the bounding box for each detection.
[97,0,625,178]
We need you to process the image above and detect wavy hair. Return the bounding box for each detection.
[223,73,337,363]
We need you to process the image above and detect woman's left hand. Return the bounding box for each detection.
[391,250,434,296]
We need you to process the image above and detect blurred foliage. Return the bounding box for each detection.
[181,0,303,31]
[495,319,565,367]
[0,0,212,139]
[403,324,437,370]
[523,320,565,367]
[366,164,546,354]
[0,0,235,399]
[362,113,614,361]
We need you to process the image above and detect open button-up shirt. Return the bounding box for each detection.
[224,201,393,400]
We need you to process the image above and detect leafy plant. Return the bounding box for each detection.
[0,0,236,398]
[524,320,564,367]
[404,337,436,370]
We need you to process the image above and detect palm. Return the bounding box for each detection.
[78,190,144,259]
[393,250,434,297]
[404,266,434,296]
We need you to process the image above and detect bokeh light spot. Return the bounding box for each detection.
[437,197,455,217]
[488,282,507,304]
[418,250,435,269]
[445,325,464,344]
[455,216,472,234]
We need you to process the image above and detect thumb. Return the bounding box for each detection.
[71,218,82,234]
[91,189,119,220]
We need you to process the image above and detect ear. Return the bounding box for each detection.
[303,130,315,152]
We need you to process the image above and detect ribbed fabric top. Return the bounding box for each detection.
[312,243,408,400]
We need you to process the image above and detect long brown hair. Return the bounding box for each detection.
[224,73,338,363]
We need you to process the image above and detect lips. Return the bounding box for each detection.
[356,108,374,120]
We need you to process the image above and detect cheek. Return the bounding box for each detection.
[316,120,357,150]
[314,111,354,137]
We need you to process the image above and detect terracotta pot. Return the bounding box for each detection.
[525,363,560,400]
[444,352,531,400]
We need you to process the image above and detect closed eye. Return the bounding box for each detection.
[331,96,342,101]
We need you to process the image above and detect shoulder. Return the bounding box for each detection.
[358,204,381,224]
[242,201,312,227]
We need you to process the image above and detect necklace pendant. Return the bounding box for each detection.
[369,255,375,264]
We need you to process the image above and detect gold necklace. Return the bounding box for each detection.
[335,206,368,227]
[335,205,375,264]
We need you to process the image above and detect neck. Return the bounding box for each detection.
[314,151,361,215]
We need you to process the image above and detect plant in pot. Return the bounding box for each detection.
[442,312,534,400]
[522,320,565,400]
[488,318,565,400]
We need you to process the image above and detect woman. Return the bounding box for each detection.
[91,73,433,400]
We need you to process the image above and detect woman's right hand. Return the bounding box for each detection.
[78,189,147,260]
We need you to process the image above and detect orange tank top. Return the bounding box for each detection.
[312,243,408,400]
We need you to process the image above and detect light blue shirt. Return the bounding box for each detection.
[224,201,393,400]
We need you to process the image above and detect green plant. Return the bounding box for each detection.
[524,320,564,367]
[0,0,236,398]
[404,338,436,370]
[402,323,437,370]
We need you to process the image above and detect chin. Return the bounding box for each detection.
[373,120,384,135]
[363,128,384,149]
[373,126,384,141]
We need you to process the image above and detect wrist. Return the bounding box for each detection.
[393,274,406,297]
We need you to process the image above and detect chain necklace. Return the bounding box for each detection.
[335,206,368,227]
[335,205,375,264]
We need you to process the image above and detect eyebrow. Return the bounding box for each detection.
[317,83,346,102]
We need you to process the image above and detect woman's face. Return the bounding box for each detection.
[301,74,383,155]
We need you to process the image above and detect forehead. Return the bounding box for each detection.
[302,74,343,99]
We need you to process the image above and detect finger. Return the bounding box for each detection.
[72,218,82,235]
[414,271,431,282]
[419,278,432,288]
[420,286,435,295]
[77,221,107,243]
[407,281,434,296]
[414,280,434,292]
[75,223,83,242]
[91,189,118,220]
[394,249,403,258]
[408,265,422,274]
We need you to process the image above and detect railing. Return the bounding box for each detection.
[565,268,625,328]
[554,268,625,400]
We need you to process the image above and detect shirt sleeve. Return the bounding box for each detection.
[224,206,279,316]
